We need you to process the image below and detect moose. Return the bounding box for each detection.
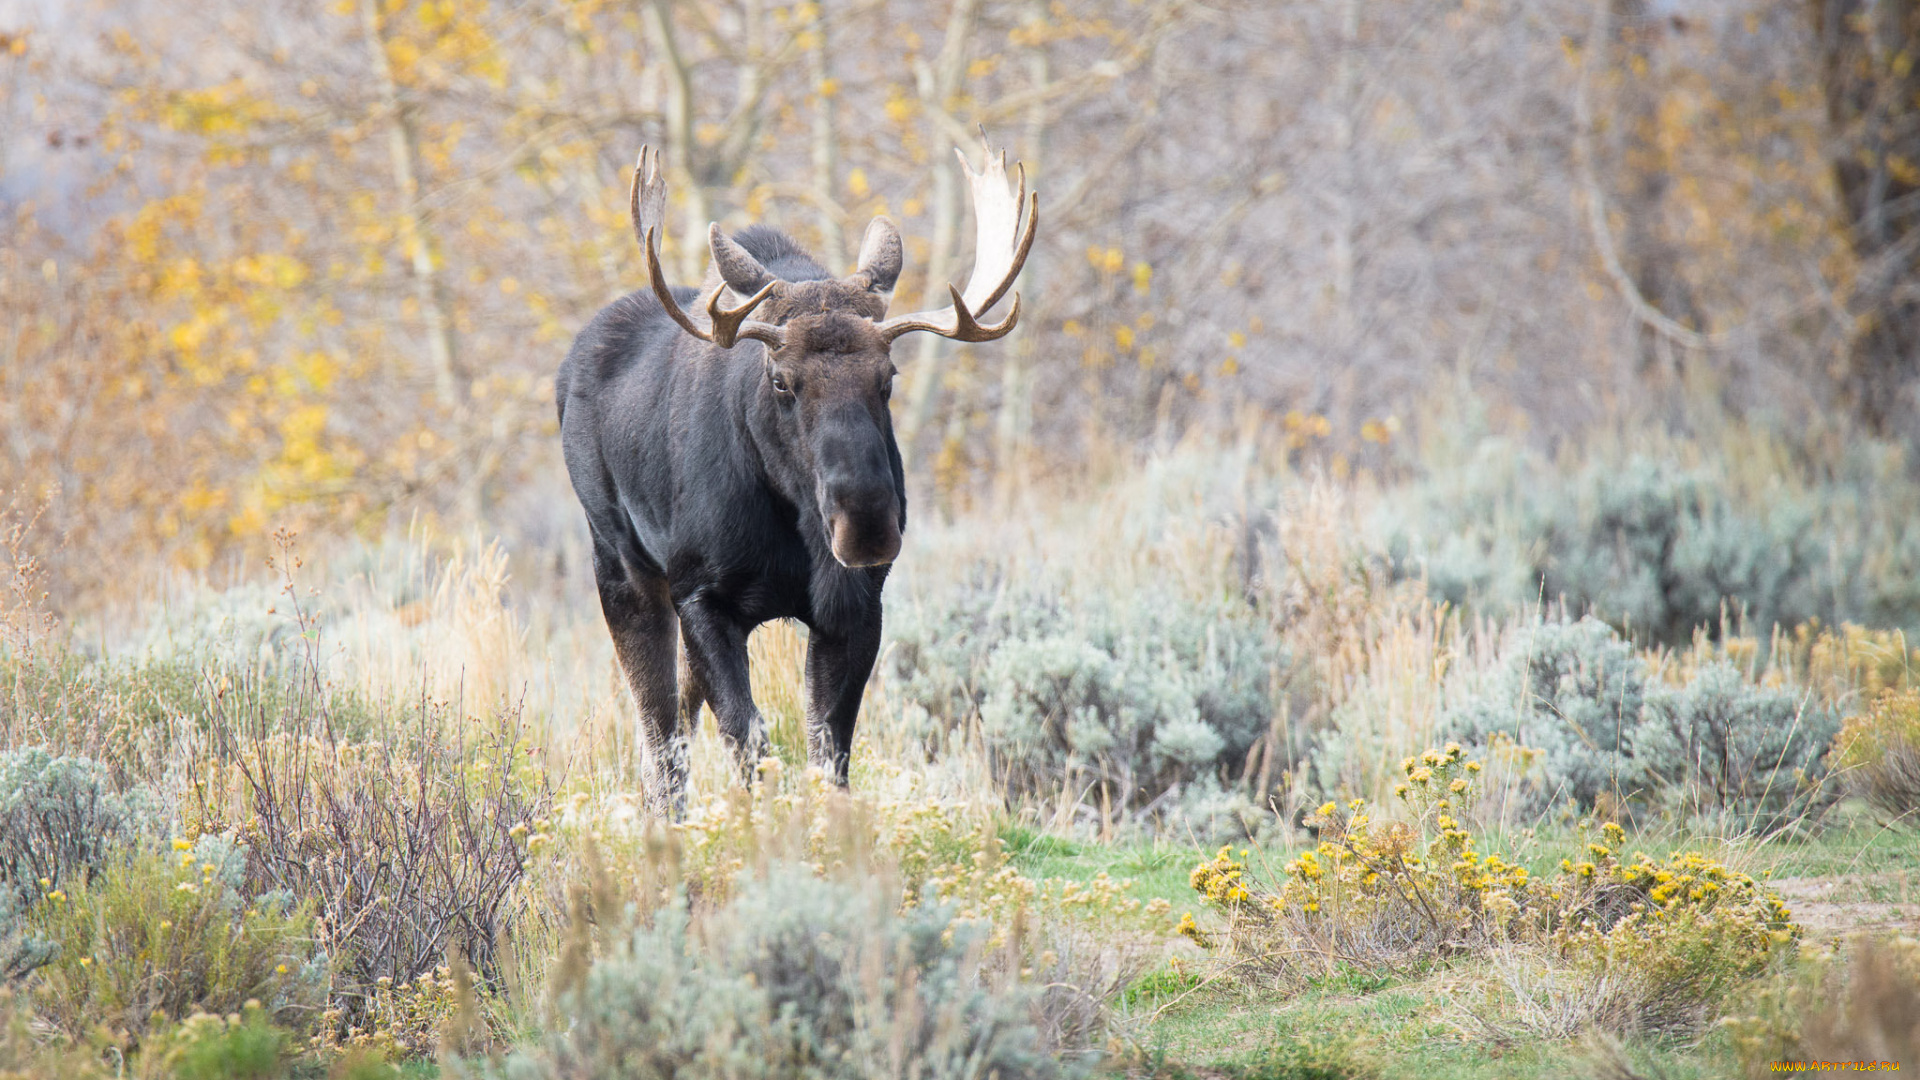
[556,141,1038,815]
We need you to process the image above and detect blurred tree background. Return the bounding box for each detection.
[1,0,1915,610]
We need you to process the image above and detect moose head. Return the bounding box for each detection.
[628,143,1038,568]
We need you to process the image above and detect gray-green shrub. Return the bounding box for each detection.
[1437,618,1839,827]
[885,568,1279,819]
[23,832,327,1041]
[1439,617,1648,812]
[481,862,1084,1080]
[1383,439,1920,645]
[0,746,164,979]
[1636,661,1840,832]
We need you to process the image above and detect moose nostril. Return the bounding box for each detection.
[829,513,902,568]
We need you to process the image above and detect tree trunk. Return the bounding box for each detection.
[808,1,844,264]
[897,0,983,462]
[1605,0,1705,379]
[993,0,1049,501]
[359,0,459,411]
[1814,0,1920,432]
[646,0,710,283]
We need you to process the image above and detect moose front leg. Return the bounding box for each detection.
[676,594,769,781]
[804,605,883,786]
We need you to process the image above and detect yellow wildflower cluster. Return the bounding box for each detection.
[1188,846,1255,906]
[1275,791,1528,925]
[1393,742,1480,819]
[1178,750,1805,987]
[1553,820,1795,939]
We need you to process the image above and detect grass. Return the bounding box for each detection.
[1130,967,1729,1079]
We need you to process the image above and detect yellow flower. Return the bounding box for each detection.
[1449,778,1468,793]
[1465,760,1482,773]
[1316,801,1336,818]
[1411,768,1432,784]
[173,838,193,851]
[275,964,289,975]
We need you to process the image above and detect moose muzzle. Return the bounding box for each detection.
[825,496,902,567]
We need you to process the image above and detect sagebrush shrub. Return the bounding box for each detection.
[1383,439,1920,644]
[1635,662,1840,832]
[1438,618,1840,826]
[1440,618,1648,813]
[480,862,1086,1080]
[0,746,164,979]
[886,568,1279,820]
[24,832,327,1041]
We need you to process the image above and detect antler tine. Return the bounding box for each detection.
[879,141,1040,344]
[631,146,667,248]
[706,280,781,349]
[975,177,1037,316]
[882,285,1023,343]
[634,146,785,350]
[643,224,713,342]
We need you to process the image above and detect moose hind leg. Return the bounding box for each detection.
[593,544,685,817]
[677,594,768,781]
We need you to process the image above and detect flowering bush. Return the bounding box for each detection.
[22,832,327,1042]
[1183,745,1529,977]
[0,746,165,979]
[1182,746,1799,1031]
[1536,824,1797,1033]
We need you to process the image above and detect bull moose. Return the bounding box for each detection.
[556,141,1038,815]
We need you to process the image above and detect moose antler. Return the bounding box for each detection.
[878,139,1039,344]
[631,147,786,350]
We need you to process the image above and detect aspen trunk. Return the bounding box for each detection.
[359,0,459,411]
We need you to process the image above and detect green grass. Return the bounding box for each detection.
[1000,827,1209,910]
[1122,966,1730,1079]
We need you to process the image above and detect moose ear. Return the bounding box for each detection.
[854,216,903,294]
[709,224,774,295]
